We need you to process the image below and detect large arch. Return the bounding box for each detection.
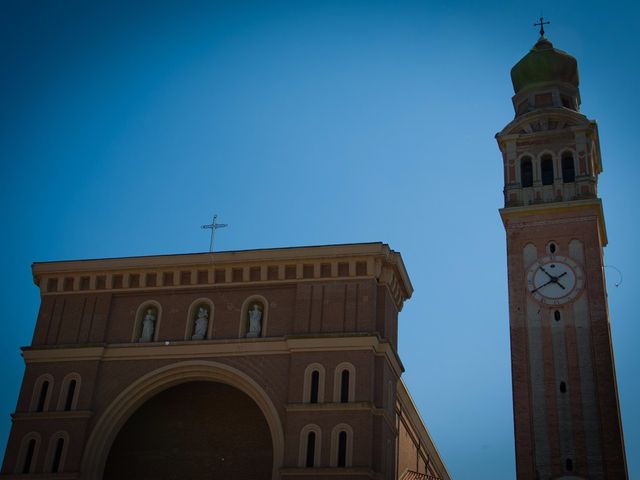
[81,360,285,479]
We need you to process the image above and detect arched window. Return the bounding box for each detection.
[239,296,268,338]
[184,298,214,340]
[303,363,326,403]
[64,380,76,411]
[562,152,576,183]
[333,362,356,403]
[45,432,69,474]
[310,371,320,403]
[337,431,347,467]
[132,301,162,343]
[298,424,321,468]
[520,156,533,187]
[30,374,54,412]
[340,370,349,403]
[57,373,81,411]
[37,381,50,412]
[306,432,316,467]
[51,438,64,472]
[23,439,36,473]
[541,154,554,185]
[330,424,354,467]
[16,433,40,474]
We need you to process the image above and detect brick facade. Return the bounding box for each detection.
[1,243,450,480]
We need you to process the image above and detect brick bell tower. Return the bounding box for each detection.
[496,31,628,479]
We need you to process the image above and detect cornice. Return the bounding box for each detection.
[11,410,93,421]
[499,198,607,246]
[496,107,592,141]
[31,242,412,311]
[22,334,405,378]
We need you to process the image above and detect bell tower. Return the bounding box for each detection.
[497,32,628,479]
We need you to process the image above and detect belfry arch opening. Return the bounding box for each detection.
[103,381,273,480]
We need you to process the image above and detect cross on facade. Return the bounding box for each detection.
[201,214,228,253]
[534,16,550,38]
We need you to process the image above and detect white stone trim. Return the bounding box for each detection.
[15,432,41,474]
[302,363,325,403]
[43,430,70,473]
[298,424,322,468]
[56,373,81,411]
[330,423,354,467]
[333,362,356,403]
[30,373,54,412]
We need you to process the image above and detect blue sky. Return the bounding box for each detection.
[1,1,638,478]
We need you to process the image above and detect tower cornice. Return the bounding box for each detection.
[496,107,593,140]
[499,198,608,246]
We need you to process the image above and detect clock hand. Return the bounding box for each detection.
[555,272,568,289]
[531,279,553,294]
[539,266,554,279]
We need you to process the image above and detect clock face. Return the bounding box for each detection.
[526,255,584,305]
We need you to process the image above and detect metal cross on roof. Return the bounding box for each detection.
[534,16,550,38]
[201,214,228,253]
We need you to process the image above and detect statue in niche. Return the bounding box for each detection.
[192,306,209,340]
[246,303,263,338]
[139,308,156,342]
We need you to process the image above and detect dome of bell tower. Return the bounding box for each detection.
[511,37,579,94]
[509,37,581,117]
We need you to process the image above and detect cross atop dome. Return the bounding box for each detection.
[533,16,550,38]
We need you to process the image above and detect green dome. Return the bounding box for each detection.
[510,38,579,94]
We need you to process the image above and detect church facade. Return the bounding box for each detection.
[1,243,449,479]
[498,35,628,479]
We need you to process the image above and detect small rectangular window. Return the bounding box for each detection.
[267,266,278,280]
[285,265,296,279]
[63,277,74,291]
[79,276,90,290]
[129,274,140,288]
[47,278,59,292]
[112,275,123,289]
[303,264,314,279]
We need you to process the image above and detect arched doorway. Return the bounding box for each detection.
[81,361,284,479]
[103,381,272,480]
